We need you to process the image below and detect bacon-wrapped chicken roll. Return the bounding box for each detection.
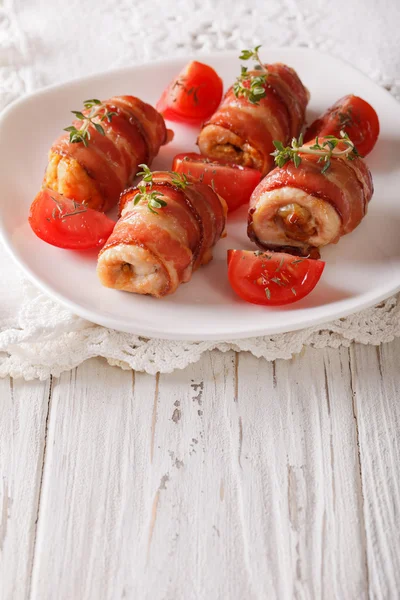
[44,96,171,212]
[248,140,374,257]
[97,171,227,297]
[197,63,309,176]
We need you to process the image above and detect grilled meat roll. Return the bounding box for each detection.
[248,144,374,257]
[97,172,227,297]
[197,63,309,176]
[44,96,171,212]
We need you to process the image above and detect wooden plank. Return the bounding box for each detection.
[29,358,157,600]
[0,376,50,600]
[140,350,253,600]
[232,346,367,599]
[351,339,400,598]
[28,346,373,599]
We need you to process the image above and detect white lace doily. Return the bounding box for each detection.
[1,0,400,379]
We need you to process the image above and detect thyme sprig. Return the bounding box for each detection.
[233,45,268,105]
[133,166,195,214]
[64,99,117,147]
[170,171,192,190]
[136,164,154,184]
[48,196,87,222]
[239,45,264,64]
[134,164,167,215]
[271,131,360,174]
[172,80,205,106]
[134,186,167,215]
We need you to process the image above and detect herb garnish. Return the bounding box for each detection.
[271,131,360,174]
[335,108,353,128]
[270,276,286,287]
[133,164,167,215]
[64,99,117,147]
[233,45,268,105]
[170,171,192,190]
[172,80,205,106]
[254,250,272,259]
[50,196,87,221]
[133,187,167,215]
[133,166,193,214]
[136,164,154,183]
[275,255,285,273]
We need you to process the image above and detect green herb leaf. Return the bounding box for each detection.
[84,98,101,107]
[275,256,285,273]
[234,45,268,105]
[239,49,254,60]
[293,154,302,168]
[64,100,116,147]
[239,45,263,62]
[170,171,191,190]
[271,131,358,174]
[105,111,117,122]
[271,276,286,287]
[94,122,105,136]
[137,164,153,183]
[49,196,87,220]
[134,167,169,214]
[321,158,331,174]
[273,140,285,151]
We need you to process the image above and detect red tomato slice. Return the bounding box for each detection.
[227,250,325,306]
[304,95,380,156]
[156,61,223,124]
[172,153,262,212]
[29,189,115,249]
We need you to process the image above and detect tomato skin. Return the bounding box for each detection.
[29,189,115,250]
[227,250,325,306]
[172,153,262,212]
[304,95,379,156]
[156,61,223,124]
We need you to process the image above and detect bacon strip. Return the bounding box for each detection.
[248,149,373,257]
[197,63,309,176]
[97,172,227,297]
[44,96,171,212]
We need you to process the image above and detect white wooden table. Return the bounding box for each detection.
[1,340,399,599]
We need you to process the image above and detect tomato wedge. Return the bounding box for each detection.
[172,153,262,212]
[29,189,115,249]
[304,95,379,156]
[156,61,223,124]
[227,250,325,306]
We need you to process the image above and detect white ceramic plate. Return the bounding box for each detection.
[1,48,400,340]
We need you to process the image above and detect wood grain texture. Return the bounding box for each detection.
[0,376,50,600]
[1,341,400,599]
[29,361,157,600]
[351,339,400,599]
[234,347,368,600]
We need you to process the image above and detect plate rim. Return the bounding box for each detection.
[1,47,400,341]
